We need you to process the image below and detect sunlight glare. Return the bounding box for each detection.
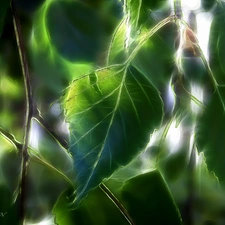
[167,121,183,154]
[190,83,204,114]
[181,0,201,10]
[196,12,213,60]
[29,119,41,150]
[25,215,55,225]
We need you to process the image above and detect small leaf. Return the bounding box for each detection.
[107,19,128,65]
[63,64,163,205]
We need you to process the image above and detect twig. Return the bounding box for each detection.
[11,1,33,224]
[99,183,135,225]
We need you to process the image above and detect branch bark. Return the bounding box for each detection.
[11,1,33,224]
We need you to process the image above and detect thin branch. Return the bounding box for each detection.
[174,0,182,19]
[11,1,33,224]
[99,183,135,225]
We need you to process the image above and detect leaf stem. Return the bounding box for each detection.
[11,1,33,223]
[99,183,135,225]
[126,15,175,65]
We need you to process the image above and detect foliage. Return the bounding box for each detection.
[1,0,225,224]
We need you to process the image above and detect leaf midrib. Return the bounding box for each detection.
[76,66,128,200]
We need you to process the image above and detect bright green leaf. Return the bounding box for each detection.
[63,64,164,206]
[107,19,128,65]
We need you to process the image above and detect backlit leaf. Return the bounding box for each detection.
[107,19,127,65]
[63,64,163,205]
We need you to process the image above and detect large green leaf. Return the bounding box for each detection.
[63,64,163,205]
[121,170,182,225]
[46,0,103,62]
[196,2,225,182]
[196,89,225,183]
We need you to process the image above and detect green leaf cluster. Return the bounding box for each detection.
[2,0,225,224]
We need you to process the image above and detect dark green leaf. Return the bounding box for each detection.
[121,170,182,225]
[196,2,225,182]
[0,136,20,225]
[126,0,169,37]
[24,160,70,222]
[132,22,176,89]
[53,187,128,225]
[196,89,225,183]
[0,0,9,35]
[201,0,216,11]
[0,184,19,225]
[14,0,44,12]
[63,65,163,205]
[209,2,225,85]
[46,0,103,62]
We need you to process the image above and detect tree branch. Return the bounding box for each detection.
[11,1,33,223]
